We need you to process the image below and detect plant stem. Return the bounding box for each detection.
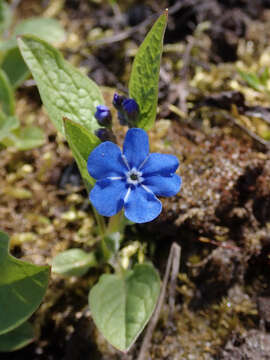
[92,207,106,238]
[91,207,111,260]
[84,178,110,260]
[107,210,124,234]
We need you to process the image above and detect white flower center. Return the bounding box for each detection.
[126,168,143,186]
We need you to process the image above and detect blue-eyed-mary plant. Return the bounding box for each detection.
[18,10,181,352]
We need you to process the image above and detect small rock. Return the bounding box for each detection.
[220,329,270,359]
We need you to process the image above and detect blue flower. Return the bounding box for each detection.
[87,128,181,223]
[94,105,112,127]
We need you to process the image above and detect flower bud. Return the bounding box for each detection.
[94,105,112,127]
[112,93,125,110]
[95,128,116,143]
[113,93,140,127]
[122,98,140,125]
[117,110,128,126]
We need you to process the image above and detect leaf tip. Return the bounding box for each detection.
[16,35,22,45]
[62,116,70,124]
[62,115,73,127]
[63,116,72,137]
[164,8,169,17]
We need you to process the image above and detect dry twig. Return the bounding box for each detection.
[89,0,200,47]
[137,242,181,360]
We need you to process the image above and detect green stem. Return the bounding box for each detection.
[83,178,111,260]
[92,206,106,238]
[107,210,124,234]
[91,206,111,260]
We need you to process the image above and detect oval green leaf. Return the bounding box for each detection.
[18,35,104,135]
[89,263,160,352]
[0,69,15,116]
[52,249,97,277]
[1,47,30,88]
[0,17,66,88]
[0,321,34,352]
[0,17,66,51]
[2,126,45,150]
[129,11,167,130]
[0,231,50,335]
[0,1,12,35]
[0,113,19,142]
[14,17,65,44]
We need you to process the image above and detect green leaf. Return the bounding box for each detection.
[259,67,269,86]
[0,231,50,335]
[1,47,29,88]
[89,263,160,352]
[104,232,121,255]
[0,113,19,141]
[18,35,104,135]
[0,68,15,115]
[0,1,12,35]
[63,118,98,191]
[0,322,34,352]
[0,17,66,51]
[14,17,65,43]
[0,17,66,88]
[238,70,263,91]
[2,126,45,150]
[52,249,97,276]
[129,11,167,130]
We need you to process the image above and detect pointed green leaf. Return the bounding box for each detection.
[0,69,15,115]
[0,322,34,352]
[2,125,45,150]
[89,263,160,352]
[0,231,50,335]
[0,113,19,141]
[63,118,98,191]
[52,249,97,276]
[1,47,29,88]
[18,35,103,135]
[129,11,167,130]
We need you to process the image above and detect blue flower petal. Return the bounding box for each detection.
[124,186,162,223]
[141,153,179,176]
[87,142,127,180]
[123,128,149,169]
[143,174,182,197]
[90,179,127,217]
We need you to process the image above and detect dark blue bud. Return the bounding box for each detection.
[122,98,139,126]
[94,105,112,127]
[117,110,128,126]
[122,98,139,114]
[95,128,116,143]
[112,93,126,110]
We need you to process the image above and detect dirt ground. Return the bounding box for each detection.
[1,0,270,359]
